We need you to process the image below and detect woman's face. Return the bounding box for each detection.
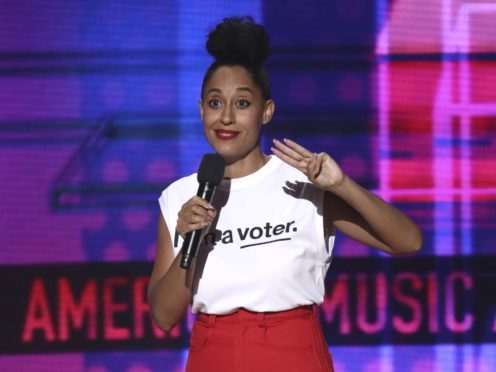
[200,65,274,164]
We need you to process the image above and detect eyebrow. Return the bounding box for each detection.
[205,87,254,95]
[236,87,254,94]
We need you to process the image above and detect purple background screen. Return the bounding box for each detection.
[1,0,496,371]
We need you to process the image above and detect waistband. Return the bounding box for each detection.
[197,304,317,327]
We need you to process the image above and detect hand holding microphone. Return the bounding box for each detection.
[180,153,225,269]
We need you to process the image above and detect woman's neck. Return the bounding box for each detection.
[224,150,269,179]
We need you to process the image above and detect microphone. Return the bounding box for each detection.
[180,153,225,269]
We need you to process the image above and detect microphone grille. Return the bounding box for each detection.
[197,153,225,186]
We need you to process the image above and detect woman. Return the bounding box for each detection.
[148,16,422,372]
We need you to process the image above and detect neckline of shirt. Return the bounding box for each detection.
[220,155,281,191]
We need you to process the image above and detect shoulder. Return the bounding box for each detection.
[159,173,198,204]
[163,173,197,193]
[270,155,307,181]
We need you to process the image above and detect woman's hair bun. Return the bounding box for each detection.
[206,16,270,67]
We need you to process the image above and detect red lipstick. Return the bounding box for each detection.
[215,129,240,140]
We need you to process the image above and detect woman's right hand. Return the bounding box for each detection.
[176,196,216,238]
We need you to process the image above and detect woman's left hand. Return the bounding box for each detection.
[271,138,346,191]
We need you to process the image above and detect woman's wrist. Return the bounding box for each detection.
[325,173,350,196]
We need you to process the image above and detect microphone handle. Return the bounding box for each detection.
[180,182,216,269]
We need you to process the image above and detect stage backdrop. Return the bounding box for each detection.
[1,0,495,371]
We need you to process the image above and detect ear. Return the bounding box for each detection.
[199,99,204,121]
[262,99,275,125]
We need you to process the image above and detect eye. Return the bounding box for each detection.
[208,99,222,109]
[237,100,251,109]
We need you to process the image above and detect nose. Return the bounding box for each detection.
[220,104,234,125]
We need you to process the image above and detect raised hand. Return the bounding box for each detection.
[176,196,216,238]
[271,138,346,191]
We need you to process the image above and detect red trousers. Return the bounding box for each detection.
[185,305,334,372]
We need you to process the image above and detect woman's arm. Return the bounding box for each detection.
[323,177,422,255]
[147,217,192,331]
[148,196,216,330]
[272,138,422,255]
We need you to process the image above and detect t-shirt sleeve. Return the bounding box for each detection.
[158,186,182,256]
[158,187,170,227]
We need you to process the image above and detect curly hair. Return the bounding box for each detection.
[201,16,271,100]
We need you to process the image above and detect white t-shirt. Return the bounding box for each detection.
[158,156,335,314]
